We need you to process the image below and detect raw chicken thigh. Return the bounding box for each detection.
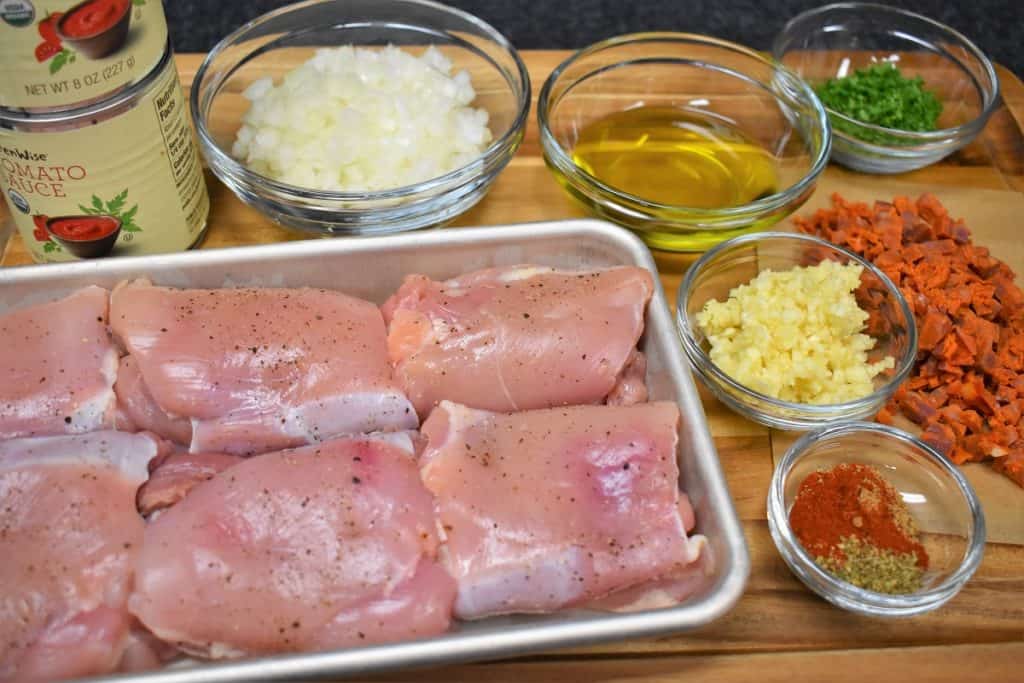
[0,286,117,440]
[605,349,648,406]
[0,259,699,678]
[382,265,654,417]
[129,433,456,658]
[135,450,244,517]
[110,280,417,455]
[114,355,193,446]
[419,401,702,619]
[0,431,161,681]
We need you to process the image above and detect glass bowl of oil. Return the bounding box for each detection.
[537,33,831,252]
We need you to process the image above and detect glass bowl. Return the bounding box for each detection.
[676,231,917,430]
[191,0,530,235]
[772,2,999,174]
[768,422,986,616]
[537,33,830,252]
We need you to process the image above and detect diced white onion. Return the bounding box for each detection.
[231,45,493,192]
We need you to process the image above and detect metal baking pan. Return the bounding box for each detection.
[0,219,749,682]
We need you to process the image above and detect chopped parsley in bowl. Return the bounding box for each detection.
[773,2,999,173]
[814,63,942,144]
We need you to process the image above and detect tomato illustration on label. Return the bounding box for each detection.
[31,214,50,241]
[34,12,75,73]
[38,12,62,44]
[30,190,138,260]
[27,189,142,259]
[80,189,140,230]
[31,214,63,253]
[34,41,61,62]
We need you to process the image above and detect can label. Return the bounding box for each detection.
[0,0,168,110]
[0,58,210,262]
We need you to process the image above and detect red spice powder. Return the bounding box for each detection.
[789,463,929,569]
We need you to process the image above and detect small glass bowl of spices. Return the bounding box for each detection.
[773,3,999,174]
[768,422,986,616]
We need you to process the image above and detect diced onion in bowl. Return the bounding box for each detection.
[231,45,493,192]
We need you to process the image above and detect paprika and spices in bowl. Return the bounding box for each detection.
[768,422,985,617]
[789,463,929,594]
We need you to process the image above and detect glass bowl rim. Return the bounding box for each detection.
[536,31,832,218]
[676,230,918,414]
[189,0,531,203]
[771,2,1001,145]
[768,420,987,609]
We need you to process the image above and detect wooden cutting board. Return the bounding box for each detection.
[1,52,1022,681]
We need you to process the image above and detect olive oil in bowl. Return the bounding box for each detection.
[571,106,779,210]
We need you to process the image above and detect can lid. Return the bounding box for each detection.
[0,41,173,127]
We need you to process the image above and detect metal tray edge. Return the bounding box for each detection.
[2,219,750,682]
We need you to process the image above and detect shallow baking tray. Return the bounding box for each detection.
[0,219,749,682]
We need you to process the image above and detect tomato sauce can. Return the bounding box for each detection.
[0,0,169,112]
[0,45,210,262]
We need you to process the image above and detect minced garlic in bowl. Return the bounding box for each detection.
[696,259,894,404]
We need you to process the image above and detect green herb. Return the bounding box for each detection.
[42,240,61,253]
[132,0,146,5]
[815,63,943,145]
[49,48,75,75]
[79,189,143,234]
[817,535,924,594]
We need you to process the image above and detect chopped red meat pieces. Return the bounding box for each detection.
[795,193,1024,487]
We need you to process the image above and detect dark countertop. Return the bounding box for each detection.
[166,0,1022,77]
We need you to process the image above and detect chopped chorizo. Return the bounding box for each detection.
[918,308,952,349]
[795,193,1024,487]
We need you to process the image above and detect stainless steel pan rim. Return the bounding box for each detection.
[0,219,750,682]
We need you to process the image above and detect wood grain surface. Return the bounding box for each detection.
[2,52,1022,682]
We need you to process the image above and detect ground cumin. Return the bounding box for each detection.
[789,463,929,594]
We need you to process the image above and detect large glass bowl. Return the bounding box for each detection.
[772,2,999,174]
[191,0,530,235]
[768,422,986,616]
[537,33,830,252]
[676,232,917,430]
